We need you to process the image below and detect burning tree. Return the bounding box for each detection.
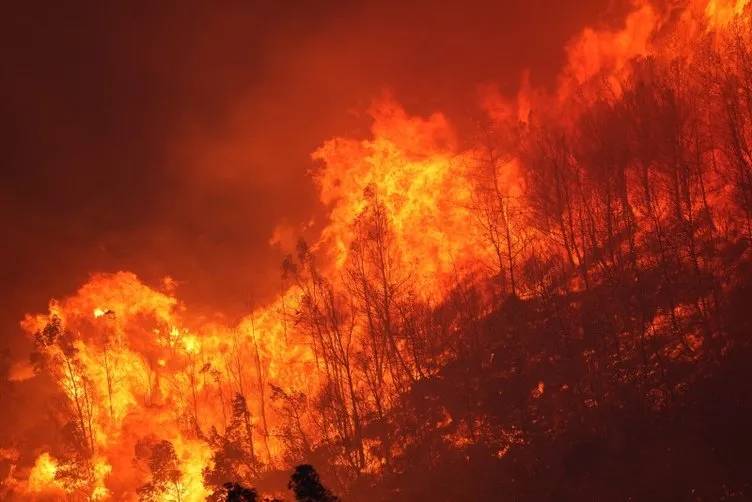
[135,438,185,502]
[8,2,752,500]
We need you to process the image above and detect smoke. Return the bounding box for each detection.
[0,0,627,342]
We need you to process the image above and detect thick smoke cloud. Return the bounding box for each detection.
[0,0,626,361]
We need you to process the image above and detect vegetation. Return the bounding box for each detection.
[6,7,752,502]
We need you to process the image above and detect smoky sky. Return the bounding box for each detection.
[1,0,630,357]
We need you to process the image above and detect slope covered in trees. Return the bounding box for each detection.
[2,1,752,500]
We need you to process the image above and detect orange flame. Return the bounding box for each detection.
[5,0,752,498]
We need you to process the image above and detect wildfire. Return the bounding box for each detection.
[705,0,751,28]
[312,98,481,291]
[27,453,58,493]
[3,0,752,499]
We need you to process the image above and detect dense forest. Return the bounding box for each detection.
[3,2,752,500]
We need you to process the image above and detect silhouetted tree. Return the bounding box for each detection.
[270,384,312,464]
[32,316,97,455]
[288,464,338,502]
[222,481,258,502]
[286,239,366,474]
[203,393,260,497]
[135,438,185,502]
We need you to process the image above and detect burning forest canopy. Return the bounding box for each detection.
[3,0,752,500]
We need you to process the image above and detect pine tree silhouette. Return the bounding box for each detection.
[223,481,258,502]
